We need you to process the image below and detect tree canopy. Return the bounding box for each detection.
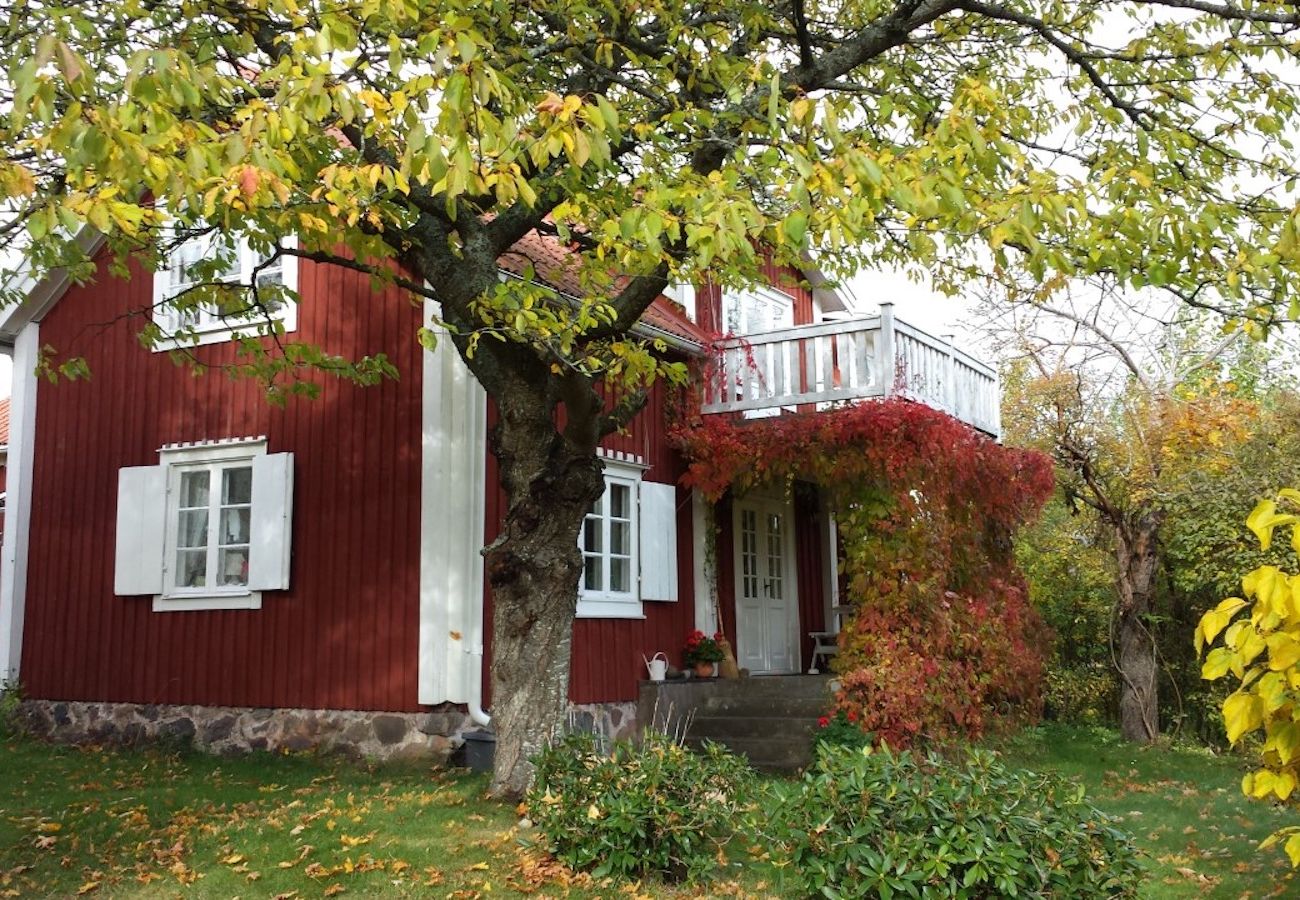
[8,0,1300,795]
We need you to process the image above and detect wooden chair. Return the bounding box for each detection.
[808,604,850,674]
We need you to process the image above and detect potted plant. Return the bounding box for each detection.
[683,630,724,678]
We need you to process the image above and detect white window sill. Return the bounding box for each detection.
[576,597,645,620]
[152,591,262,612]
[151,320,297,352]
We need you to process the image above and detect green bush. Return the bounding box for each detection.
[764,744,1143,899]
[812,709,873,754]
[1044,664,1114,724]
[0,680,21,736]
[526,730,752,883]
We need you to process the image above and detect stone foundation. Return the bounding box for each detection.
[16,700,474,764]
[14,698,641,761]
[567,701,638,742]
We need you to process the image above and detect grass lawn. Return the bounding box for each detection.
[997,725,1299,899]
[0,724,1297,898]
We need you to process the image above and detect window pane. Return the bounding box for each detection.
[176,549,207,588]
[179,470,209,508]
[223,467,253,505]
[221,508,251,545]
[583,516,602,553]
[611,520,631,556]
[610,558,631,593]
[584,556,603,591]
[218,548,249,587]
[610,484,630,519]
[177,509,209,549]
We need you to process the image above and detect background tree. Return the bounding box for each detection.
[7,1,1300,794]
[993,287,1300,743]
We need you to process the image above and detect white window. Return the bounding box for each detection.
[577,458,679,619]
[152,230,299,348]
[722,285,795,336]
[114,438,294,612]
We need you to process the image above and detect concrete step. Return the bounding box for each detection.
[687,715,822,741]
[685,735,813,771]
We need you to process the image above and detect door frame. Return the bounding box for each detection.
[731,490,801,674]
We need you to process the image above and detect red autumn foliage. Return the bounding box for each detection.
[672,398,1055,747]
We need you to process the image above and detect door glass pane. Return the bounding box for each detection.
[178,470,209,508]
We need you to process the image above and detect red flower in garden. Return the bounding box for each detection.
[818,716,830,728]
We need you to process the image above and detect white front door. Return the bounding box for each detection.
[734,496,798,674]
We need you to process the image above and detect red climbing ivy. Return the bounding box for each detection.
[672,398,1055,747]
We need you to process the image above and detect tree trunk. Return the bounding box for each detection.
[479,368,607,800]
[1114,512,1161,743]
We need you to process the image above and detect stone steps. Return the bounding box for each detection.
[638,675,834,772]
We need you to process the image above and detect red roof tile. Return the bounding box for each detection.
[499,231,707,347]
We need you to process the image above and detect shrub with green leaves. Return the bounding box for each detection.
[526,730,752,883]
[764,744,1142,898]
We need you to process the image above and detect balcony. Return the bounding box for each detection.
[700,304,1001,438]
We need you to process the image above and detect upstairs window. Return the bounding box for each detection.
[721,285,795,337]
[152,230,298,347]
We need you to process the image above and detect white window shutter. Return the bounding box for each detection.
[114,466,167,595]
[248,452,294,591]
[639,481,679,602]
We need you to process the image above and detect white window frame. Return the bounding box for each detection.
[151,231,299,350]
[155,439,268,612]
[577,459,646,619]
[721,284,795,337]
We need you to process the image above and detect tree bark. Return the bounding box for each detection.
[478,364,608,800]
[1114,511,1161,743]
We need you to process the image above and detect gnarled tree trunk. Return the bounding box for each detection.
[1114,511,1162,743]
[477,361,609,799]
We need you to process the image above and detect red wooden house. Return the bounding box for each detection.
[0,231,999,760]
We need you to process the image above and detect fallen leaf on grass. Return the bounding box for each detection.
[324,885,345,897]
[74,882,98,896]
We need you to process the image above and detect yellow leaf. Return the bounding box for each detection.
[1224,692,1265,744]
[1285,832,1300,867]
[75,882,99,896]
[37,822,62,834]
[1269,634,1300,671]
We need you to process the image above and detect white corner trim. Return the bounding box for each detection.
[0,324,40,681]
[418,300,488,706]
[692,490,716,633]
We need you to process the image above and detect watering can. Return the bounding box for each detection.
[643,652,668,682]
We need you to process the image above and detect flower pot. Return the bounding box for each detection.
[693,661,716,678]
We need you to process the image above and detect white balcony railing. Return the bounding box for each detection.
[701,303,1001,438]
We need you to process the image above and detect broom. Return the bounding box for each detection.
[713,591,742,679]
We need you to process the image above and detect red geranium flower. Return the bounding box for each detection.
[817,716,830,728]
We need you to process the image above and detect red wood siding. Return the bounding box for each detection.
[22,253,425,712]
[483,381,699,705]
